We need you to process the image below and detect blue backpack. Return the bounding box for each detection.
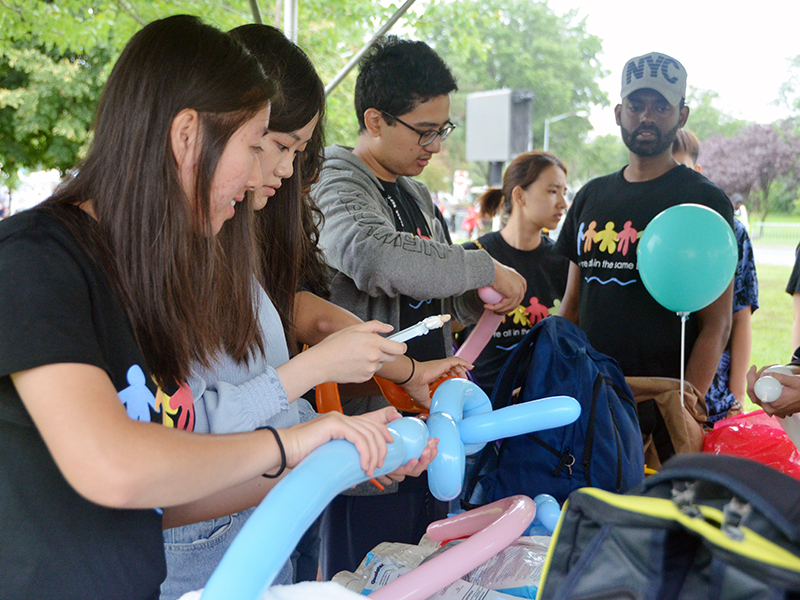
[465,316,644,507]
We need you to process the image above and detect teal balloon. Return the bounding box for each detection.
[637,204,737,313]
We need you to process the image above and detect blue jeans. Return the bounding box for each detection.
[160,508,293,600]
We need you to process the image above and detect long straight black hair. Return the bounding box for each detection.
[44,15,275,387]
[230,24,328,353]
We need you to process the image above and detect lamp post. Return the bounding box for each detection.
[543,111,586,152]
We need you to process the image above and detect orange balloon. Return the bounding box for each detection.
[314,381,343,414]
[373,377,428,414]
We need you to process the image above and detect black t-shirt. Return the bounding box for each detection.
[463,232,568,397]
[554,165,734,379]
[786,242,800,295]
[0,208,165,600]
[379,179,445,362]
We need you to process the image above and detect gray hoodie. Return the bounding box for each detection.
[313,144,495,415]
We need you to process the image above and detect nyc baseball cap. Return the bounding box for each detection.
[620,52,686,106]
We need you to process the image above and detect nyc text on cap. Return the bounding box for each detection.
[621,52,686,106]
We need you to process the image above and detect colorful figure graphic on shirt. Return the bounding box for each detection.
[595,221,618,254]
[617,221,639,256]
[525,296,551,325]
[159,383,195,431]
[508,305,531,327]
[582,220,597,253]
[118,364,157,422]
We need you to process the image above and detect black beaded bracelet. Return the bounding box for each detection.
[396,357,416,386]
[261,426,286,479]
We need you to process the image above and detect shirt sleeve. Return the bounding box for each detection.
[190,365,289,435]
[732,223,759,314]
[0,225,106,377]
[315,169,495,300]
[787,242,800,295]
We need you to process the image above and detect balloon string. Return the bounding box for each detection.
[678,311,689,408]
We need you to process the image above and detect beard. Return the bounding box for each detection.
[620,122,680,157]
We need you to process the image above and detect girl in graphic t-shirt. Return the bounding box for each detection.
[0,16,444,600]
[462,151,570,397]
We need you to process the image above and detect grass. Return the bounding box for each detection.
[747,263,794,410]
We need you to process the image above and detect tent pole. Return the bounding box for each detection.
[324,0,417,96]
[248,0,263,24]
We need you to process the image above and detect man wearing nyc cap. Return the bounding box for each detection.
[555,52,734,400]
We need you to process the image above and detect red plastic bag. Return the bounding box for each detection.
[703,410,800,480]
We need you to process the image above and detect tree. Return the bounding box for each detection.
[779,54,800,115]
[413,0,608,190]
[700,122,800,221]
[685,87,748,141]
[0,0,395,187]
[569,134,628,186]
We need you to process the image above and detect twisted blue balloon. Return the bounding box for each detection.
[201,380,580,600]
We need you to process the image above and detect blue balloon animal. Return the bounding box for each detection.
[201,379,580,600]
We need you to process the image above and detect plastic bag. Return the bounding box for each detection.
[333,536,550,599]
[703,410,800,480]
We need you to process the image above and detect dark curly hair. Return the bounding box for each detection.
[354,35,458,132]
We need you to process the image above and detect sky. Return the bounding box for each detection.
[544,0,800,137]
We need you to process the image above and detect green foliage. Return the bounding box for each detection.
[0,44,107,188]
[0,0,259,188]
[686,87,749,141]
[569,134,627,185]
[413,0,608,186]
[778,54,800,116]
[750,264,794,394]
[295,0,397,147]
[0,0,409,186]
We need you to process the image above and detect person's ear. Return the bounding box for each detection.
[614,104,622,126]
[511,185,525,206]
[362,108,384,138]
[678,106,690,129]
[170,108,201,172]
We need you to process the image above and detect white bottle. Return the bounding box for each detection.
[754,365,800,452]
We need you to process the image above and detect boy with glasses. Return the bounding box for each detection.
[313,35,525,580]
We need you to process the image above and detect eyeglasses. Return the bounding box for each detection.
[381,111,456,146]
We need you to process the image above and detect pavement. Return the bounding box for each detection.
[753,245,796,267]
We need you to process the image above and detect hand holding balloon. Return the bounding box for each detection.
[383,356,473,410]
[487,260,526,313]
[201,381,580,600]
[455,287,506,364]
[750,365,800,452]
[748,364,800,418]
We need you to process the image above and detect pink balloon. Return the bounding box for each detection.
[369,495,535,600]
[455,287,506,364]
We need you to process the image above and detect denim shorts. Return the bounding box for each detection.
[160,507,293,600]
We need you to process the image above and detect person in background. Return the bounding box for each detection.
[731,193,749,231]
[462,151,570,398]
[786,239,800,353]
[556,52,733,401]
[311,35,526,580]
[673,129,759,422]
